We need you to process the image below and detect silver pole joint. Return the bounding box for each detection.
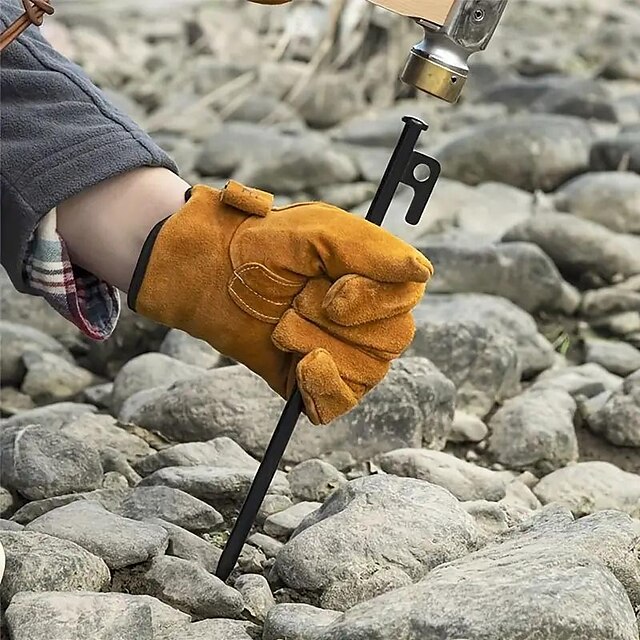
[401,0,509,102]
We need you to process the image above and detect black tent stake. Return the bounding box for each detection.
[215,116,440,581]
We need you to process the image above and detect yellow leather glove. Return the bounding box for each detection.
[128,181,433,425]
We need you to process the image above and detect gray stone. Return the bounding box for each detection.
[448,182,537,240]
[233,133,358,194]
[295,72,363,128]
[134,437,259,477]
[235,543,268,575]
[114,555,244,619]
[435,115,594,192]
[355,179,536,246]
[27,500,168,570]
[255,54,306,89]
[501,476,542,511]
[592,316,640,345]
[0,519,23,531]
[533,462,640,518]
[257,494,293,525]
[585,339,640,376]
[449,411,489,443]
[416,237,579,314]
[0,268,82,347]
[339,144,408,184]
[274,475,480,610]
[60,413,153,462]
[503,212,640,284]
[314,182,377,210]
[247,532,283,559]
[20,350,95,404]
[81,382,114,408]
[590,133,640,173]
[414,293,555,377]
[139,466,289,514]
[234,573,275,623]
[10,486,131,525]
[0,401,97,431]
[148,87,222,143]
[530,83,621,122]
[145,518,221,573]
[330,104,435,147]
[223,92,301,127]
[0,387,35,416]
[119,486,223,533]
[581,18,640,80]
[264,502,321,539]
[196,124,358,192]
[196,122,286,176]
[156,619,259,640]
[111,353,204,414]
[318,566,414,619]
[4,591,190,640]
[0,321,73,386]
[582,288,640,317]
[478,76,604,112]
[102,470,133,490]
[100,448,143,486]
[80,305,168,378]
[191,57,254,95]
[377,449,513,502]
[554,172,640,234]
[159,329,224,368]
[315,508,640,640]
[585,370,640,447]
[406,319,520,417]
[0,486,18,518]
[488,388,578,474]
[287,459,347,502]
[121,358,455,464]
[0,531,110,608]
[532,362,623,398]
[263,603,341,640]
[463,499,535,540]
[1,425,103,500]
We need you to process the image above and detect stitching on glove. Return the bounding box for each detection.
[228,263,305,324]
[228,283,281,322]
[232,273,289,307]
[235,263,302,287]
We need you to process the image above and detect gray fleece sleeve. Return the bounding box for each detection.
[0,0,179,295]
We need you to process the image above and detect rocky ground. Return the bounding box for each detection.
[1,0,640,638]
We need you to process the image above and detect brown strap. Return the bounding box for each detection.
[0,0,55,53]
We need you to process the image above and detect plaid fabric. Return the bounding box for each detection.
[23,209,120,340]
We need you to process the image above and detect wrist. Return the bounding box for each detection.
[56,167,191,292]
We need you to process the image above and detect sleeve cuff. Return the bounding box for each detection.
[23,209,121,341]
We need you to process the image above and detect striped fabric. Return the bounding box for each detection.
[23,209,120,340]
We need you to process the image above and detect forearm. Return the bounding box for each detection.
[56,168,191,293]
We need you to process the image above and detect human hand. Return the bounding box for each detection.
[129,181,433,425]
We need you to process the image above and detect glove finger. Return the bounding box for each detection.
[270,204,434,283]
[272,309,390,387]
[323,275,426,326]
[294,279,416,358]
[296,348,359,426]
